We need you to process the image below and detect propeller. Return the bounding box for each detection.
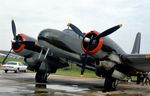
[2,48,12,64]
[2,20,15,64]
[11,20,36,45]
[12,19,17,41]
[91,24,122,41]
[67,23,122,77]
[67,23,85,38]
[14,41,37,45]
[80,44,89,77]
[2,20,17,64]
[2,20,37,64]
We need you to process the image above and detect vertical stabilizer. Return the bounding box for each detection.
[131,32,141,54]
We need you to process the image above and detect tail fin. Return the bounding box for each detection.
[131,32,141,54]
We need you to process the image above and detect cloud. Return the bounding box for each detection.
[0,0,150,53]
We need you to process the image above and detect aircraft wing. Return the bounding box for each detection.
[122,54,150,72]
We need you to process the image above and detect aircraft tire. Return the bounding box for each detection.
[35,72,48,83]
[104,77,118,91]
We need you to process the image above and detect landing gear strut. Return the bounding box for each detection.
[35,72,49,82]
[104,76,118,91]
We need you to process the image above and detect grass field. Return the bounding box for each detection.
[0,57,99,78]
[0,57,25,65]
[0,57,137,80]
[54,67,100,78]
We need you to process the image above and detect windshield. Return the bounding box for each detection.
[6,62,17,65]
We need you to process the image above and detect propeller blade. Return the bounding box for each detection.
[67,23,85,38]
[92,24,122,40]
[2,48,12,64]
[15,41,37,46]
[12,19,17,41]
[80,44,89,77]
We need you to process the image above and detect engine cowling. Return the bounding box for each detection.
[81,31,104,57]
[12,34,37,57]
[12,34,26,53]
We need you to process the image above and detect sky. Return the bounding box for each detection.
[0,0,150,54]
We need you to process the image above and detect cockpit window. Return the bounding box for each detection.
[62,29,80,39]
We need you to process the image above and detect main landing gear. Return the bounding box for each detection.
[104,76,118,91]
[35,71,49,82]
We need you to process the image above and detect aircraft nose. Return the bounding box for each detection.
[38,30,50,40]
[38,29,61,41]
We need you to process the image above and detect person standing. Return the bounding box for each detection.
[136,72,141,84]
[148,72,150,85]
[142,72,148,86]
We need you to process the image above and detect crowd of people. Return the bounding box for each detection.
[136,72,150,86]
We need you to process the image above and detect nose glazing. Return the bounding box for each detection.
[38,31,50,40]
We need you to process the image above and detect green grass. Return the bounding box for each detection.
[0,57,99,78]
[1,57,139,80]
[54,67,100,78]
[0,57,139,80]
[131,76,137,81]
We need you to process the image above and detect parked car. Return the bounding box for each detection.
[1,61,27,73]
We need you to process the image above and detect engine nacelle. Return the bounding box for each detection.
[81,31,108,59]
[12,34,37,57]
[24,53,41,70]
[81,31,103,54]
[100,61,116,70]
[111,70,126,80]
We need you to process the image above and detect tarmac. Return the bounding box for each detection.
[0,70,150,96]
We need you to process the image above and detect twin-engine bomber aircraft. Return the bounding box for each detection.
[2,20,150,91]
